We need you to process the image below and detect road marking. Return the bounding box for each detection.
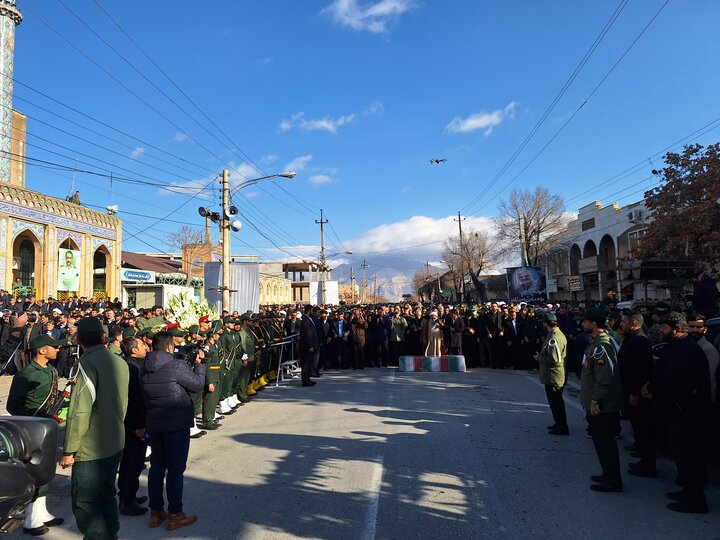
[362,455,385,540]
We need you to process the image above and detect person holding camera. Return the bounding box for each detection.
[6,333,66,536]
[141,330,206,531]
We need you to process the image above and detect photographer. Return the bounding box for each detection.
[0,312,30,377]
[6,334,66,535]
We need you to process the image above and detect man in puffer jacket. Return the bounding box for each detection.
[140,331,206,532]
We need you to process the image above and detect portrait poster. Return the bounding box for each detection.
[506,266,547,301]
[57,249,81,292]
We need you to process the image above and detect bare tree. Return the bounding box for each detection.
[494,187,569,267]
[411,267,435,302]
[167,226,207,286]
[442,228,497,302]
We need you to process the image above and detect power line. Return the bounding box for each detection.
[460,0,630,214]
[466,0,671,217]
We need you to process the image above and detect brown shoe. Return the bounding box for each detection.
[149,510,167,528]
[166,512,197,531]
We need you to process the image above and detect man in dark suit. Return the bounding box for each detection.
[487,303,505,368]
[503,306,524,369]
[449,309,465,355]
[299,304,319,387]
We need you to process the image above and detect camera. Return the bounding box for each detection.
[25,313,37,325]
[0,418,58,533]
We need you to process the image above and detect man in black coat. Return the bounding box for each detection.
[299,304,319,386]
[118,335,149,516]
[642,312,711,514]
[140,331,206,531]
[619,311,655,477]
[502,306,524,369]
[449,309,465,355]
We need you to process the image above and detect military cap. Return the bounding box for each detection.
[198,315,210,324]
[163,323,188,337]
[583,308,607,326]
[607,311,622,321]
[30,334,66,350]
[240,313,250,321]
[198,329,210,336]
[122,327,139,338]
[544,313,557,323]
[137,326,156,338]
[222,315,235,324]
[210,320,223,333]
[187,325,200,335]
[76,316,105,335]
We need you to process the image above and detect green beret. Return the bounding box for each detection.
[76,316,104,335]
[544,313,557,323]
[30,334,65,350]
[222,316,235,324]
[188,325,199,335]
[583,308,607,327]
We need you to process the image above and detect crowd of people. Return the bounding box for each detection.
[1,287,719,537]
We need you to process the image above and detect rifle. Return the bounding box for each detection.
[47,378,75,424]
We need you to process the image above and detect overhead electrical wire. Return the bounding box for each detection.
[460,0,630,214]
[465,0,672,217]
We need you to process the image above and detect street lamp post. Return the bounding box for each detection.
[203,169,296,313]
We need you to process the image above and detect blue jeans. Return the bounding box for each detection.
[148,429,190,514]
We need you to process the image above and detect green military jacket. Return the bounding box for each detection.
[204,343,223,384]
[219,332,235,369]
[6,360,58,417]
[580,331,623,412]
[537,327,567,388]
[64,345,129,461]
[240,326,256,363]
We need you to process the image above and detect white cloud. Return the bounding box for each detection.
[157,161,262,199]
[445,101,518,136]
[279,111,355,134]
[284,154,313,172]
[256,57,274,66]
[323,0,416,33]
[347,214,495,255]
[280,101,382,134]
[261,154,278,164]
[130,147,145,159]
[309,174,333,185]
[400,186,410,193]
[170,132,190,143]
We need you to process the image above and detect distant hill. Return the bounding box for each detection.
[330,255,444,301]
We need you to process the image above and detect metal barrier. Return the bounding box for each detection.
[271,333,299,387]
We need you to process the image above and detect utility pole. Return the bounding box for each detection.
[350,266,356,304]
[518,215,529,266]
[373,274,378,303]
[221,169,231,312]
[361,259,368,304]
[316,209,328,304]
[454,212,466,302]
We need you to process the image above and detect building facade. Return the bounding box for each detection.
[542,199,664,302]
[0,2,123,301]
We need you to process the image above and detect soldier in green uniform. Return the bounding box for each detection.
[186,325,205,433]
[218,316,239,413]
[7,334,66,536]
[59,317,129,540]
[534,313,568,435]
[201,322,224,430]
[237,314,256,402]
[231,316,249,405]
[580,307,624,493]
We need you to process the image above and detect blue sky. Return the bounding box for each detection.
[13,0,720,269]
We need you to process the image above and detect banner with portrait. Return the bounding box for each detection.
[57,249,81,292]
[506,266,547,301]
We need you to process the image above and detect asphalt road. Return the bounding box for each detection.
[15,368,720,539]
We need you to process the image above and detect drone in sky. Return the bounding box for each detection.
[429,158,447,164]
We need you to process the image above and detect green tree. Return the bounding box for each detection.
[640,144,720,271]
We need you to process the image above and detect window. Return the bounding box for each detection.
[581,218,595,231]
[628,229,647,259]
